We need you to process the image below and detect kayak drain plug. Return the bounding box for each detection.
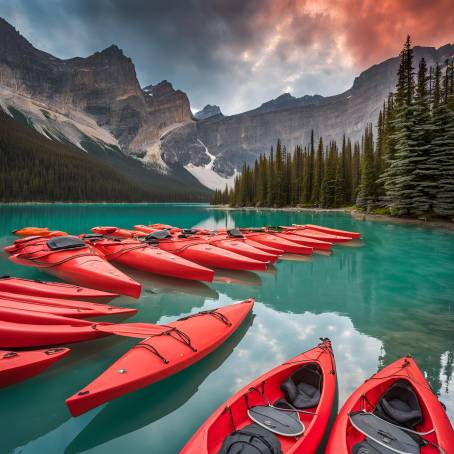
[118,368,128,374]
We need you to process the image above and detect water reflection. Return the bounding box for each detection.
[0,204,453,453]
[65,312,254,453]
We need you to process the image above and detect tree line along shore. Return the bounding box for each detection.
[213,37,454,219]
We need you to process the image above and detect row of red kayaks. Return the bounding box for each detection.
[5,223,361,298]
[2,298,452,452]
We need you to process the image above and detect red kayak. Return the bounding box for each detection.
[0,319,111,348]
[0,306,97,326]
[83,236,214,282]
[91,226,147,238]
[133,225,160,234]
[207,235,279,263]
[268,230,332,251]
[0,347,70,388]
[143,232,268,271]
[240,230,313,255]
[326,356,454,454]
[285,226,352,243]
[149,227,281,262]
[0,292,137,319]
[0,276,118,302]
[7,236,142,298]
[66,299,254,416]
[181,338,336,454]
[295,224,361,240]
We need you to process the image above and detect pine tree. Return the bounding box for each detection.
[433,63,454,216]
[357,124,376,210]
[382,36,418,215]
[351,142,361,203]
[411,57,438,214]
[334,143,345,207]
[320,141,337,208]
[312,137,324,205]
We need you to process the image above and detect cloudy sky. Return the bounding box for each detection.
[1,0,453,114]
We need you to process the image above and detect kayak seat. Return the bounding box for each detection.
[280,364,321,409]
[227,229,244,238]
[218,423,282,454]
[145,230,172,240]
[47,236,86,250]
[374,380,422,428]
[352,439,390,454]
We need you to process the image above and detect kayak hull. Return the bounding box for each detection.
[0,291,137,319]
[66,299,254,416]
[242,232,313,255]
[158,240,268,271]
[7,237,142,298]
[289,228,352,243]
[0,319,109,348]
[296,224,361,240]
[181,339,336,454]
[208,237,279,263]
[91,239,214,282]
[325,356,454,453]
[271,232,332,250]
[0,306,94,326]
[0,276,118,302]
[0,347,70,388]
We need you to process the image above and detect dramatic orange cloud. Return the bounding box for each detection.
[281,0,454,68]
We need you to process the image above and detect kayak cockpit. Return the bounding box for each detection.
[346,376,440,453]
[207,362,323,453]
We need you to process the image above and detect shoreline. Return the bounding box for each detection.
[209,205,454,231]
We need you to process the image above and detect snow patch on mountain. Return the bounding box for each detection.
[0,86,119,151]
[184,139,237,190]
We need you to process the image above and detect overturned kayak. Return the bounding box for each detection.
[7,236,142,298]
[181,338,336,453]
[295,224,361,240]
[0,347,70,388]
[240,230,313,255]
[0,292,137,319]
[0,276,118,302]
[66,299,254,416]
[0,319,111,348]
[144,231,268,271]
[326,356,454,453]
[83,236,214,282]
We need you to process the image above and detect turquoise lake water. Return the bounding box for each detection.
[0,204,453,453]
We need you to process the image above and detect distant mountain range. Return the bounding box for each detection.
[1,17,453,196]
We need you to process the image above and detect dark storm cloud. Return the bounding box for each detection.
[1,0,452,114]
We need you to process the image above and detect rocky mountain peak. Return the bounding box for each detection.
[143,80,178,98]
[194,104,222,120]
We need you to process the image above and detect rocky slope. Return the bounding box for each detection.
[163,44,454,180]
[1,17,453,191]
[0,17,211,198]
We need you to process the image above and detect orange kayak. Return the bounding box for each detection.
[13,227,68,237]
